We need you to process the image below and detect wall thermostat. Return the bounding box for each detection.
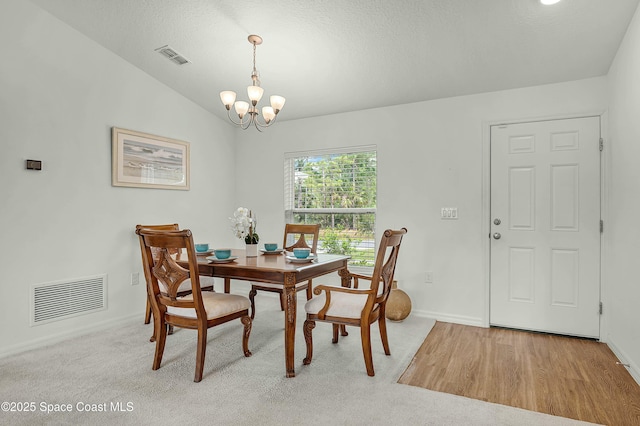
[26,159,42,170]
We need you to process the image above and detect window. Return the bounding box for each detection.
[284,146,377,268]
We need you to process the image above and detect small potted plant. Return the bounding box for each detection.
[230,207,259,256]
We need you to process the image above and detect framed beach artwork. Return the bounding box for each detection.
[111,127,190,190]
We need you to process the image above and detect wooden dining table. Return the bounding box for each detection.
[176,249,351,378]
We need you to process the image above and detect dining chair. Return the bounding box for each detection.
[248,223,320,319]
[136,224,215,326]
[136,227,252,382]
[302,228,407,376]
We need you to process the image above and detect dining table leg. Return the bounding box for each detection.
[283,272,297,377]
[224,278,230,293]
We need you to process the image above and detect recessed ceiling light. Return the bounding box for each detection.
[540,0,561,5]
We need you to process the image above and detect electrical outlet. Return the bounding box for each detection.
[441,208,458,219]
[131,272,140,286]
[425,271,433,283]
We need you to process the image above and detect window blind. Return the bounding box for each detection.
[284,146,377,267]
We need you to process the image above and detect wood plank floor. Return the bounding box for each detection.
[398,322,640,425]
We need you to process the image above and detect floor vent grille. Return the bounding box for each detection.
[31,274,107,326]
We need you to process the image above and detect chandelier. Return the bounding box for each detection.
[219,35,286,131]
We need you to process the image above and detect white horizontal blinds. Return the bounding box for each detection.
[284,146,377,268]
[284,145,376,211]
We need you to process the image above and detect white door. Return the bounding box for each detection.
[490,116,601,338]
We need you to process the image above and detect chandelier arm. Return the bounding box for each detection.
[226,109,244,126]
[253,114,279,128]
[253,120,264,132]
[253,118,272,129]
[240,118,253,130]
[226,108,254,130]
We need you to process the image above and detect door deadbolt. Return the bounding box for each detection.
[494,218,501,225]
[493,232,501,240]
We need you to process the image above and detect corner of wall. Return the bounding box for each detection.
[607,337,640,387]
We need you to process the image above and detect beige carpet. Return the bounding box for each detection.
[0,296,597,425]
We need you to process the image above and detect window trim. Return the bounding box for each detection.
[289,208,376,214]
[284,144,377,159]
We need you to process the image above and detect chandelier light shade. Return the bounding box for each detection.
[220,35,285,131]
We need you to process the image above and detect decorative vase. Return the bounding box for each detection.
[245,244,258,257]
[386,280,412,322]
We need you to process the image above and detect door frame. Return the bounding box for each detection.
[481,111,609,342]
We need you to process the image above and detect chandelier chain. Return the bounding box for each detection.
[251,42,260,86]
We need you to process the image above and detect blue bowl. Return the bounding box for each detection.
[293,248,311,259]
[214,249,231,259]
[264,243,278,251]
[195,243,209,252]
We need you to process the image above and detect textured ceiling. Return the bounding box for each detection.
[28,0,640,123]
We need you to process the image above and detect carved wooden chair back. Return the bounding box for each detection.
[136,223,214,326]
[137,229,203,315]
[283,223,320,252]
[369,228,406,306]
[136,227,252,382]
[137,223,181,259]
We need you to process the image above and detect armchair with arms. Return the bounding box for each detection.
[303,228,407,376]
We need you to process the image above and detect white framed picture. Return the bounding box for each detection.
[111,127,190,190]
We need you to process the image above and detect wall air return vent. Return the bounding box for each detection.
[155,45,191,65]
[30,274,107,326]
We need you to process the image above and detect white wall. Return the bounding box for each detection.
[233,78,608,326]
[5,0,637,383]
[0,0,238,356]
[606,3,640,383]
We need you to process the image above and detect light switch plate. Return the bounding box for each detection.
[441,207,458,219]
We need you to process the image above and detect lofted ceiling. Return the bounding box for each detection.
[28,0,640,123]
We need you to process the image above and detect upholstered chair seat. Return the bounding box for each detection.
[167,292,250,320]
[304,289,369,319]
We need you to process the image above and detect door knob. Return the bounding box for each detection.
[493,232,501,240]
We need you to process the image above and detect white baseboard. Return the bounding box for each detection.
[0,313,140,360]
[606,337,640,387]
[411,309,484,328]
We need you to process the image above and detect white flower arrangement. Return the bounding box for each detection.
[230,207,259,244]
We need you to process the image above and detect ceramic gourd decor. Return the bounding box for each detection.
[386,280,412,321]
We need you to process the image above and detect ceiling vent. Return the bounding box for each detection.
[155,45,191,65]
